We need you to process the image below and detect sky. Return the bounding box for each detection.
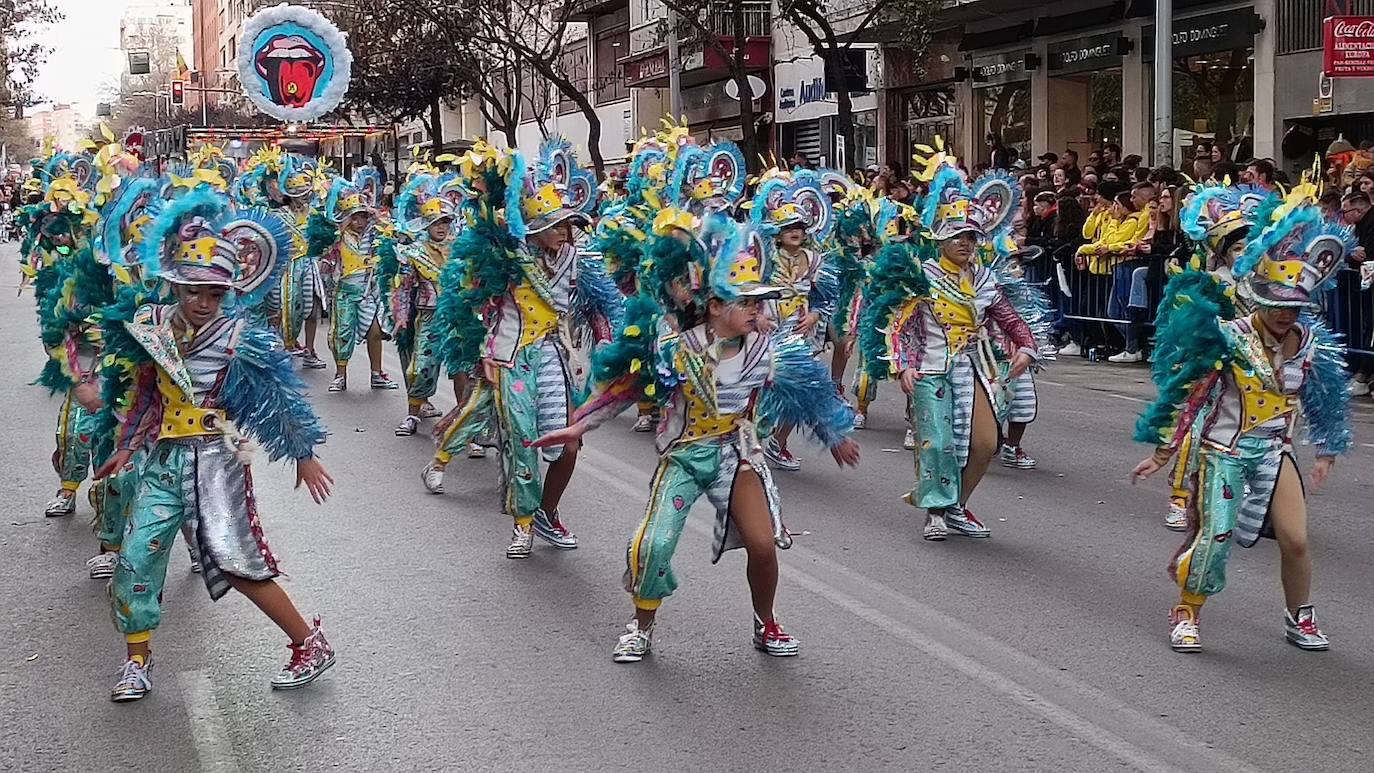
[29,0,132,115]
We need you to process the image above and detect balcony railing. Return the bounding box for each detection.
[677,1,771,40]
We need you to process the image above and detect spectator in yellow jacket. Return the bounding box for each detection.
[1077,191,1148,274]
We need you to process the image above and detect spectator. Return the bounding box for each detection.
[1102,143,1123,167]
[1037,151,1059,169]
[1319,191,1343,221]
[1050,164,1069,192]
[1243,158,1278,190]
[1036,166,1050,184]
[1339,191,1374,395]
[864,164,880,185]
[1133,166,1151,184]
[1122,153,1144,171]
[1356,171,1374,197]
[1087,149,1104,168]
[1211,142,1228,164]
[881,161,904,181]
[1051,192,1090,355]
[1341,192,1374,264]
[1193,155,1215,182]
[1214,161,1240,184]
[987,133,1013,170]
[788,152,811,170]
[891,179,913,205]
[1061,149,1082,184]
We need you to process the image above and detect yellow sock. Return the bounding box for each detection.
[1180,591,1207,608]
[514,515,534,528]
[632,596,662,611]
[60,481,79,492]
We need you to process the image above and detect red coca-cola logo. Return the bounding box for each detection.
[1333,19,1374,37]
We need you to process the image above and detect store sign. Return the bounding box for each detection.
[970,51,1030,86]
[1324,16,1374,76]
[1143,10,1263,61]
[1047,34,1123,74]
[775,52,878,122]
[625,52,669,86]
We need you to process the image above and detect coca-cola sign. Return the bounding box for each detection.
[1325,16,1374,76]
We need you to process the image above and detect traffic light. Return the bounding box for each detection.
[171,81,185,106]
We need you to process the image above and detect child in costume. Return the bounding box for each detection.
[390,178,458,436]
[860,158,1041,542]
[276,157,328,369]
[1132,191,1352,653]
[534,213,860,662]
[94,189,335,702]
[313,169,399,392]
[29,172,102,518]
[751,169,840,472]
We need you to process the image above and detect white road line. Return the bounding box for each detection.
[180,671,241,773]
[576,447,1261,773]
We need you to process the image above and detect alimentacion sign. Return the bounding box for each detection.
[1325,16,1374,77]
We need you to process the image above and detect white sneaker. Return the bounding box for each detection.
[1000,444,1037,469]
[506,523,534,559]
[1284,605,1330,651]
[752,616,800,657]
[922,511,948,541]
[87,552,118,579]
[467,443,487,459]
[852,412,867,430]
[632,414,654,432]
[111,657,153,702]
[764,438,802,472]
[532,508,578,549]
[1169,605,1202,652]
[395,415,420,436]
[420,463,445,494]
[1107,350,1144,363]
[1164,502,1188,532]
[1349,380,1371,397]
[612,620,653,663]
[903,429,916,450]
[1057,342,1082,357]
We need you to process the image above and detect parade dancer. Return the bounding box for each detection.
[1132,191,1353,653]
[534,213,860,662]
[389,181,456,436]
[93,188,335,702]
[313,170,398,392]
[278,158,327,369]
[750,170,840,472]
[1158,183,1272,530]
[29,173,101,518]
[860,159,1041,541]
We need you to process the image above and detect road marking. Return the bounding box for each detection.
[576,447,1261,773]
[180,671,241,773]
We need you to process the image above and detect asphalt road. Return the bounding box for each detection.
[3,242,1373,773]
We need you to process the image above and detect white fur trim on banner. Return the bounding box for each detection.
[237,3,353,123]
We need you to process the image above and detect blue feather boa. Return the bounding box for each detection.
[760,335,855,449]
[1299,314,1353,456]
[221,323,327,462]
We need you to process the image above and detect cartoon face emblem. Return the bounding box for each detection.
[255,34,326,108]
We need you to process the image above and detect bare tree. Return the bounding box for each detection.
[1,0,63,110]
[658,0,767,170]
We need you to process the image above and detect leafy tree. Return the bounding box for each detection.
[1,0,63,110]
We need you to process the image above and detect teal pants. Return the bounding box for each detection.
[907,374,960,511]
[404,308,441,404]
[53,390,91,487]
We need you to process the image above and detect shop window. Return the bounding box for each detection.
[1158,48,1256,165]
[978,83,1032,163]
[593,26,630,104]
[892,88,953,165]
[558,41,590,116]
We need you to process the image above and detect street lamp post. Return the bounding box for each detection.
[1152,0,1172,166]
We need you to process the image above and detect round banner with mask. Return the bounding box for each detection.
[237,3,353,123]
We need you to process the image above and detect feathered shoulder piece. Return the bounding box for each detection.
[1299,313,1353,456]
[760,333,856,449]
[1133,267,1234,445]
[858,239,935,380]
[920,164,969,234]
[351,166,383,209]
[396,173,437,226]
[221,207,291,310]
[969,169,1021,256]
[95,177,159,268]
[221,322,327,462]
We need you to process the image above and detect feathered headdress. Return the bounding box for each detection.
[1234,199,1354,308]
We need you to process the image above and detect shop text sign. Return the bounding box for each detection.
[1047,34,1122,73]
[1325,16,1374,76]
[970,51,1029,86]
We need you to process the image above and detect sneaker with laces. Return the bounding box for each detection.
[1349,380,1371,397]
[1164,501,1188,532]
[752,616,800,657]
[327,375,347,392]
[1284,605,1330,651]
[287,346,307,358]
[506,523,534,559]
[612,620,654,663]
[395,415,419,436]
[632,414,654,432]
[271,616,335,689]
[419,402,442,419]
[1169,605,1202,652]
[421,463,444,494]
[111,657,153,702]
[945,506,991,538]
[370,372,399,390]
[1000,444,1037,469]
[1107,350,1144,364]
[764,438,801,472]
[1057,342,1083,357]
[302,353,328,370]
[87,552,118,579]
[532,508,578,549]
[903,429,916,450]
[45,490,76,518]
[467,443,487,459]
[852,412,867,430]
[922,511,948,541]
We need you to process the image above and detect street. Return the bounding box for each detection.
[2,244,1373,773]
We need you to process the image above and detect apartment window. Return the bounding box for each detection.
[558,40,590,115]
[1278,0,1374,53]
[593,24,630,104]
[229,36,235,60]
[220,46,226,69]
